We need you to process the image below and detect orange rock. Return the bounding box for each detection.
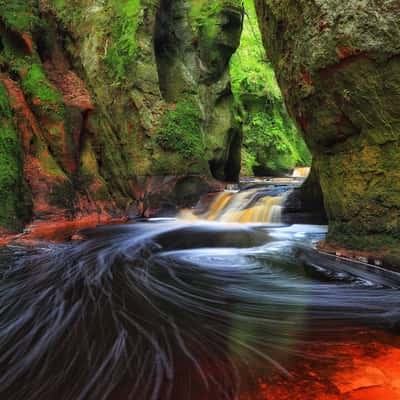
[238,330,400,400]
[336,46,361,60]
[20,33,34,53]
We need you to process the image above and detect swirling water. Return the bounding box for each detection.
[1,193,400,399]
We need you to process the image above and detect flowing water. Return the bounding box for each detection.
[1,184,400,400]
[292,167,310,178]
[178,187,286,223]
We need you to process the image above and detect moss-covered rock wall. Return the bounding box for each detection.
[230,0,311,176]
[0,0,243,231]
[255,0,400,251]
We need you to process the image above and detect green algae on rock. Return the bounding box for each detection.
[0,82,31,231]
[0,0,41,33]
[0,0,244,230]
[255,0,400,251]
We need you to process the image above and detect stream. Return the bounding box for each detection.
[1,182,400,400]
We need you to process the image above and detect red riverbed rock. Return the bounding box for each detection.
[0,215,127,245]
[240,330,400,400]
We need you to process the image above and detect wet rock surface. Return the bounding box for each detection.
[255,0,400,252]
[246,331,400,400]
[0,0,243,231]
[282,166,327,225]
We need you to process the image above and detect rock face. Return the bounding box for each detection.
[0,0,243,231]
[230,0,311,177]
[282,165,327,225]
[255,0,400,250]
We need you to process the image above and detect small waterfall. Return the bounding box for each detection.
[292,167,310,178]
[179,189,284,223]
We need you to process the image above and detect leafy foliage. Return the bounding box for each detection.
[103,0,141,84]
[244,110,311,172]
[0,0,41,33]
[230,0,311,175]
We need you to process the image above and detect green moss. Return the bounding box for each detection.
[37,147,65,177]
[190,0,243,76]
[190,0,242,32]
[156,100,204,159]
[0,82,30,230]
[49,180,75,210]
[316,140,400,248]
[20,63,64,119]
[103,0,141,84]
[327,222,400,252]
[242,109,310,172]
[150,153,204,175]
[80,138,100,176]
[49,173,95,210]
[53,0,83,31]
[90,186,110,202]
[241,147,257,175]
[236,89,311,174]
[79,140,111,201]
[0,0,40,33]
[190,1,221,44]
[230,0,275,95]
[230,0,311,175]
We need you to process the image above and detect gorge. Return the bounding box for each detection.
[1,1,400,399]
[1,0,398,260]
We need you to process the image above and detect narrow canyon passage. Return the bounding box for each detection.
[1,1,400,399]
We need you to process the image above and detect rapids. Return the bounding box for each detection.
[1,184,400,400]
[178,185,288,223]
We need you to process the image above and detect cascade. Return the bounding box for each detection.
[292,167,311,178]
[179,189,284,223]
